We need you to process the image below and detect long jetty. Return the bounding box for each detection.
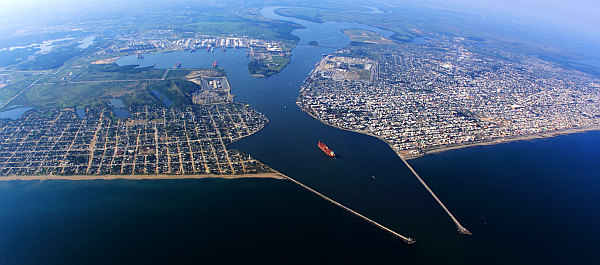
[398,155,471,235]
[280,173,416,244]
[296,104,470,236]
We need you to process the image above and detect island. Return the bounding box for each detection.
[341,28,395,45]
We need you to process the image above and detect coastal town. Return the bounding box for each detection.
[0,28,292,178]
[0,103,272,177]
[297,35,600,158]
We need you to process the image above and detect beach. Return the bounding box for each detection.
[0,172,286,181]
[418,125,600,158]
[299,104,600,160]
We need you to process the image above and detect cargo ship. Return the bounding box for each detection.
[318,141,336,157]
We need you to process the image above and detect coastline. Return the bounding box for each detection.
[297,103,600,160]
[0,172,286,181]
[0,101,275,182]
[417,125,600,159]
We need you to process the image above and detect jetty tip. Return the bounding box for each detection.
[459,227,472,235]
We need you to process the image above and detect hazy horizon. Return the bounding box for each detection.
[1,0,599,44]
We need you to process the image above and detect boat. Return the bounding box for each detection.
[318,141,335,157]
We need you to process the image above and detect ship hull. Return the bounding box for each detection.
[318,141,336,157]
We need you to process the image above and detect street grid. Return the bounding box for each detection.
[0,103,271,176]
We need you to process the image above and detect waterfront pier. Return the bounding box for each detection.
[398,155,471,235]
[281,173,416,244]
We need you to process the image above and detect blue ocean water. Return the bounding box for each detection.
[1,6,599,265]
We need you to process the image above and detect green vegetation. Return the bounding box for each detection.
[164,69,193,80]
[165,69,226,80]
[9,81,148,109]
[0,72,41,104]
[248,56,291,77]
[0,79,34,104]
[72,64,166,81]
[341,29,395,45]
[188,15,302,42]
[3,35,113,71]
[274,8,324,23]
[147,79,199,106]
[0,4,308,108]
[0,48,36,68]
[273,7,418,42]
[10,44,85,71]
[2,64,202,109]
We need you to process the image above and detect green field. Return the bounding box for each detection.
[341,29,395,45]
[0,72,42,104]
[186,15,302,42]
[9,81,144,108]
[165,69,226,80]
[72,64,166,82]
[148,79,198,106]
[248,56,291,77]
[0,5,306,109]
[274,8,324,23]
[0,79,34,105]
[2,63,204,109]
[5,37,113,71]
[7,79,202,109]
[272,7,418,42]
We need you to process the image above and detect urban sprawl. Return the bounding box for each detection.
[0,103,271,176]
[298,35,600,157]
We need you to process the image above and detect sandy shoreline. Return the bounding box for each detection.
[299,104,600,160]
[0,172,286,181]
[415,125,600,159]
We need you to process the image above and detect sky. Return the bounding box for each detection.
[415,0,600,40]
[1,0,598,41]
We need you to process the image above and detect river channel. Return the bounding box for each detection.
[1,6,598,265]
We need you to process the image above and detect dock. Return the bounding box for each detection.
[281,173,416,244]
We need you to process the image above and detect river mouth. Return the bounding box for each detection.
[230,6,600,265]
[1,5,598,265]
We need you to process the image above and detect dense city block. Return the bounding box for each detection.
[0,103,271,176]
[298,36,600,157]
